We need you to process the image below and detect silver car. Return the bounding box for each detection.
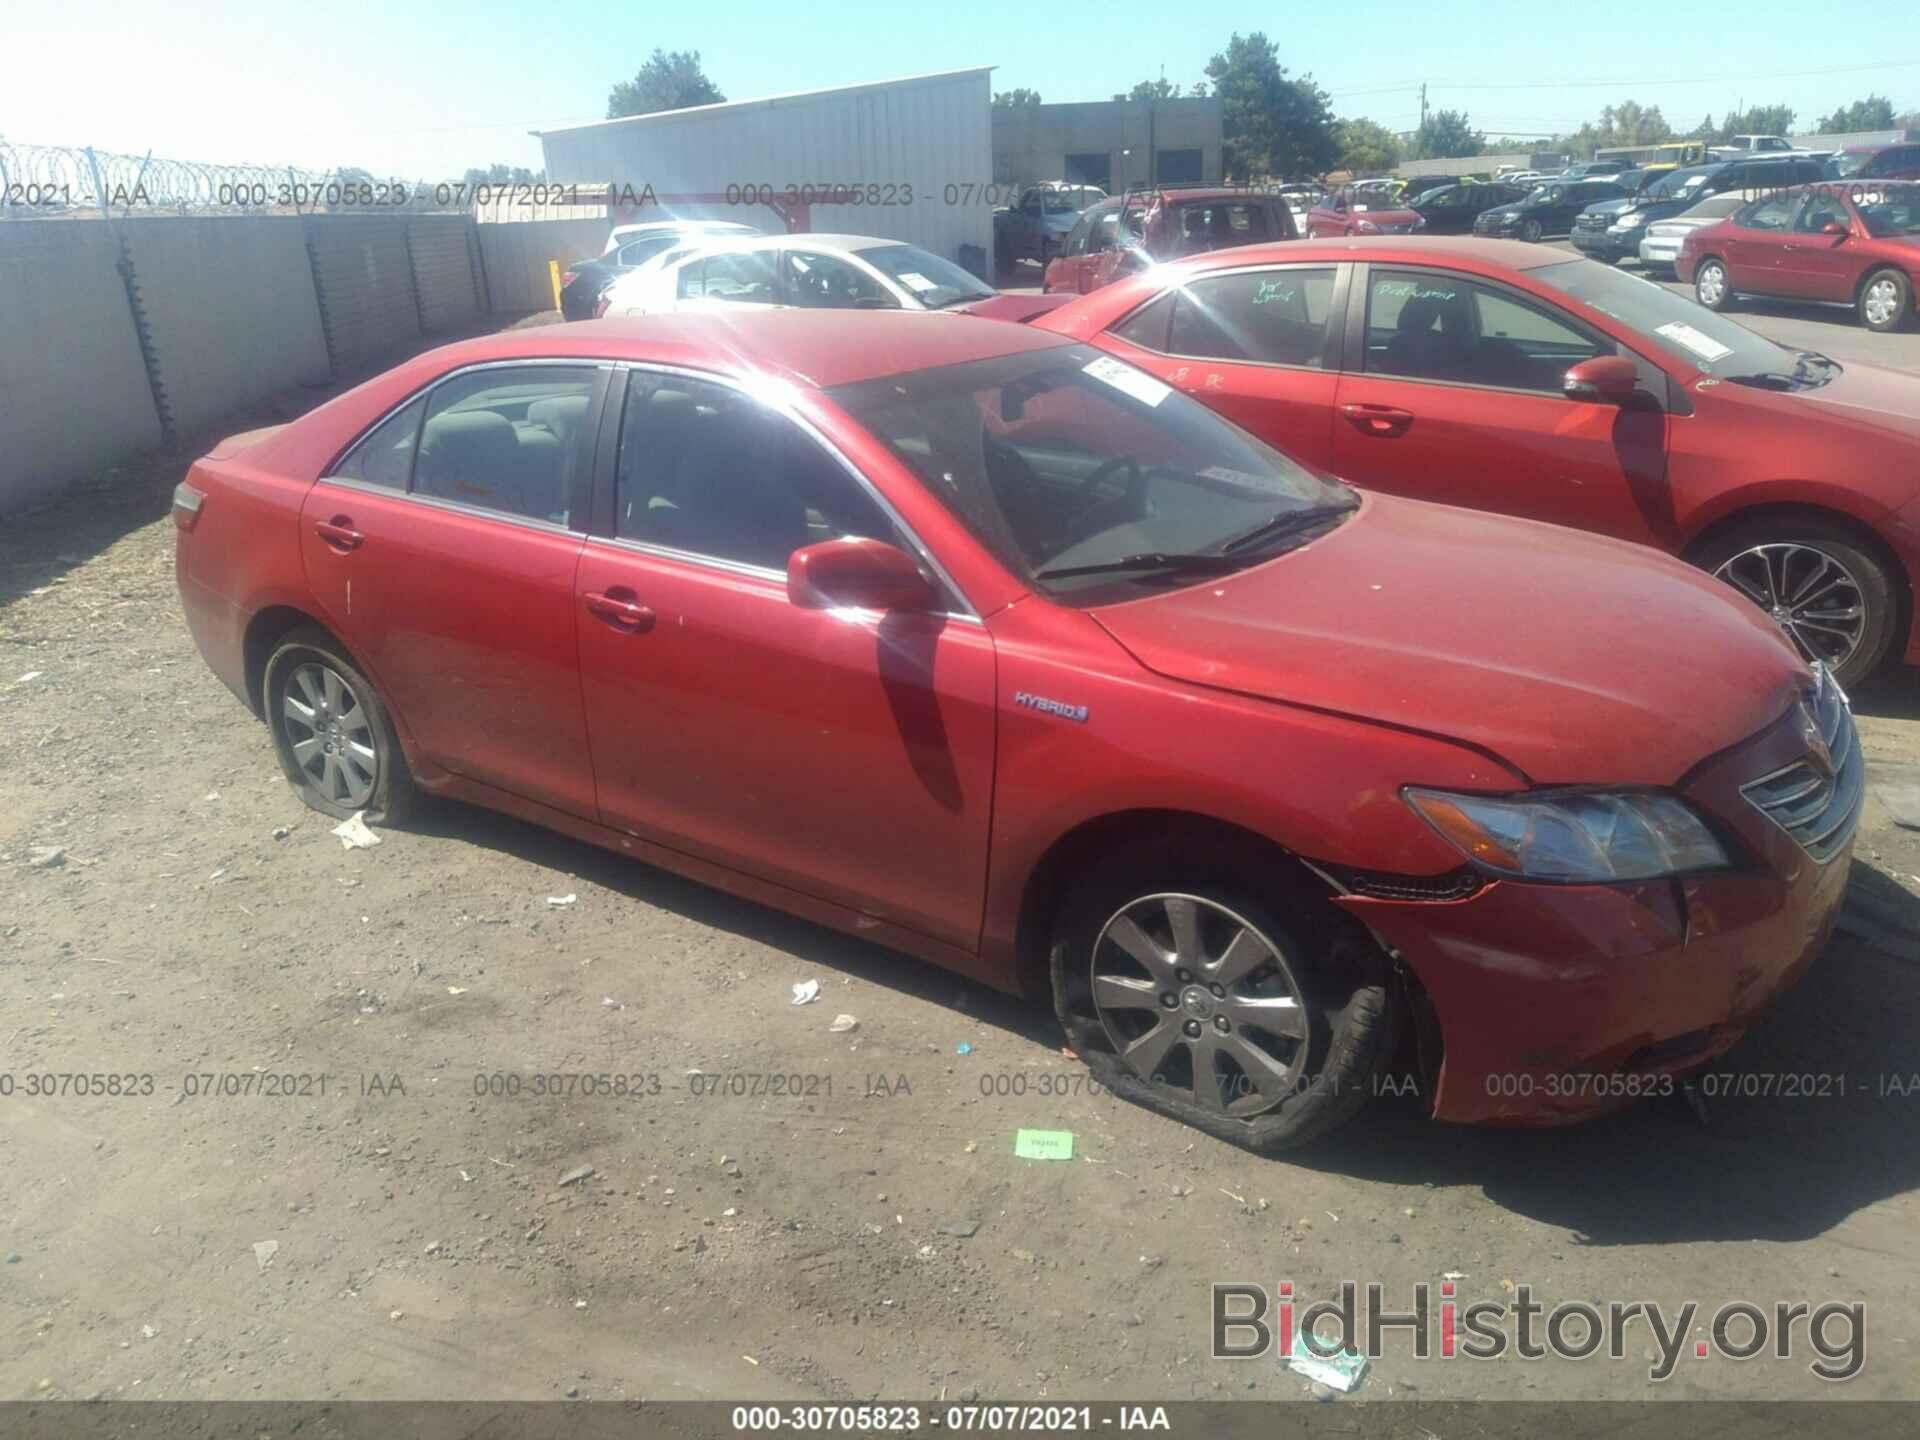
[1637,192,1749,272]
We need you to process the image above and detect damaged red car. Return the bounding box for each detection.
[175,310,1855,1151]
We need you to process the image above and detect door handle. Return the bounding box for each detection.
[583,590,656,632]
[314,516,364,551]
[1340,403,1414,438]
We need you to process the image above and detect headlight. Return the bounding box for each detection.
[1403,788,1730,882]
[1609,210,1644,231]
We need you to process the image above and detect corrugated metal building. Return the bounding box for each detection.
[533,68,994,267]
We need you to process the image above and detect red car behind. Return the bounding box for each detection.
[1680,181,1920,333]
[1035,236,1920,686]
[177,309,1851,1152]
[1304,186,1426,238]
[1042,187,1297,295]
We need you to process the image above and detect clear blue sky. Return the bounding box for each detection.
[10,0,1917,176]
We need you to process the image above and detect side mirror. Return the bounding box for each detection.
[1563,354,1639,406]
[1821,220,1849,237]
[788,537,937,612]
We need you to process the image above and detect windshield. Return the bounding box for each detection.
[859,244,994,308]
[1523,186,1564,207]
[1042,187,1101,213]
[1856,184,1920,237]
[828,344,1355,599]
[1831,150,1870,178]
[1537,258,1836,389]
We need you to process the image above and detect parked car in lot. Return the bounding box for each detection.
[1304,187,1425,238]
[599,233,1072,323]
[1575,156,1833,264]
[1681,182,1920,333]
[558,220,759,320]
[1033,237,1920,685]
[1828,143,1920,182]
[1042,188,1297,295]
[1407,181,1529,234]
[993,183,1106,271]
[175,308,1853,1151]
[1637,192,1750,273]
[1473,178,1628,240]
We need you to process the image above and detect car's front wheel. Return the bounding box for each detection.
[1694,518,1899,688]
[1050,846,1397,1152]
[1694,257,1732,310]
[262,626,416,823]
[1859,268,1912,333]
[1519,218,1543,242]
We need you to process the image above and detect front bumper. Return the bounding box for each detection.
[1571,227,1641,260]
[1341,685,1856,1125]
[1638,234,1684,266]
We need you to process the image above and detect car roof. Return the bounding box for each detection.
[660,232,921,258]
[410,310,1076,392]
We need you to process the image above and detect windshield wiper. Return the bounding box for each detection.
[1035,551,1250,581]
[1219,501,1359,554]
[927,293,994,310]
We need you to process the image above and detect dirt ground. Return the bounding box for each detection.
[4,317,1920,1408]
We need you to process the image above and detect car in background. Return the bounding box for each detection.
[1033,237,1920,685]
[1682,182,1920,332]
[1828,143,1920,182]
[1473,178,1629,240]
[1712,135,1798,157]
[993,183,1106,271]
[1637,191,1751,273]
[1408,181,1530,234]
[1042,188,1297,295]
[1570,154,1833,265]
[559,220,760,320]
[601,233,1071,323]
[1304,186,1425,238]
[176,308,1852,1151]
[1559,161,1632,182]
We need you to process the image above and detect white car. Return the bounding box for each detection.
[1635,191,1754,273]
[599,233,1003,318]
[600,219,757,258]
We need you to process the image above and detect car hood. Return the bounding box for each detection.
[953,292,1078,323]
[1582,199,1635,220]
[1478,206,1523,223]
[1087,493,1805,787]
[1779,357,1920,450]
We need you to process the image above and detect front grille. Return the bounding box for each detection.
[1373,222,1411,234]
[1741,666,1863,864]
[1573,215,1609,233]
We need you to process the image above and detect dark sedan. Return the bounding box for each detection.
[1473,179,1628,241]
[1408,181,1530,234]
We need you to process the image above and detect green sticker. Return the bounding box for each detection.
[1014,1129,1075,1161]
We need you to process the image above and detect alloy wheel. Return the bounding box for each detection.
[1697,263,1726,306]
[1712,542,1868,671]
[1089,893,1310,1117]
[282,661,378,808]
[1863,276,1901,328]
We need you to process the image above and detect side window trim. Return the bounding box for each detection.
[591,362,979,620]
[1106,262,1351,372]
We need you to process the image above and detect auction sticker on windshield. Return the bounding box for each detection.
[1084,354,1171,407]
[1654,320,1735,364]
[896,271,936,293]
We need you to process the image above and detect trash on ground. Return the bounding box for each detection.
[15,672,44,685]
[956,1042,973,1055]
[937,1218,981,1237]
[1442,1270,1467,1280]
[601,996,624,1009]
[332,813,381,850]
[1283,1331,1369,1392]
[828,1013,858,1033]
[1014,1128,1074,1161]
[790,979,821,1006]
[558,1164,595,1187]
[271,826,291,840]
[546,893,578,907]
[27,846,65,869]
[251,1239,279,1271]
[1879,776,1920,831]
[446,986,468,996]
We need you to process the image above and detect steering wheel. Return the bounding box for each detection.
[1063,456,1150,545]
[1076,455,1146,508]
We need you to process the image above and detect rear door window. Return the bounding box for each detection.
[677,251,779,303]
[332,397,426,490]
[413,367,598,526]
[1162,268,1338,367]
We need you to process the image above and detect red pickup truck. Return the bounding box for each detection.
[1042,187,1297,294]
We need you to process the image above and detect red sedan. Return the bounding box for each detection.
[176,310,1851,1150]
[1680,181,1920,332]
[1035,236,1920,686]
[1304,186,1425,238]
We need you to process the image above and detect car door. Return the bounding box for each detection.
[570,369,996,952]
[672,249,783,312]
[1328,265,1675,545]
[1778,189,1861,301]
[1719,191,1802,293]
[299,363,607,817]
[1092,263,1346,471]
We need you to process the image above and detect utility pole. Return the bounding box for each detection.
[1420,83,1429,133]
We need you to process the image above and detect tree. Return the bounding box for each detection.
[1409,108,1486,160]
[335,167,375,186]
[607,49,724,119]
[1716,104,1796,141]
[1816,95,1897,133]
[1113,77,1203,102]
[1334,117,1401,174]
[1203,32,1338,180]
[463,163,542,185]
[992,88,1043,108]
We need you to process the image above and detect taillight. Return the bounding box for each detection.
[560,269,578,287]
[173,481,205,532]
[593,295,611,319]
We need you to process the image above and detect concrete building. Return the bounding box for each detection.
[533,68,993,267]
[992,98,1224,193]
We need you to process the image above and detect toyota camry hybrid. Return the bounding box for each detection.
[175,310,1857,1152]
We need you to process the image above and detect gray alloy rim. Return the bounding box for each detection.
[1863,276,1901,327]
[1090,893,1310,1118]
[1698,263,1727,306]
[282,661,377,808]
[1713,542,1868,671]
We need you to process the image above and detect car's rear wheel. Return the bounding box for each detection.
[1694,257,1732,310]
[1694,518,1899,688]
[262,626,416,824]
[1859,268,1912,333]
[1049,846,1396,1152]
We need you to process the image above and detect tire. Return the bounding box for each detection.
[262,626,417,824]
[1692,517,1900,689]
[1049,840,1397,1153]
[1694,257,1733,311]
[1519,219,1543,242]
[1859,267,1912,333]
[1305,226,1321,240]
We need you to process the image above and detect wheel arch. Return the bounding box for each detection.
[241,608,416,754]
[1855,262,1915,309]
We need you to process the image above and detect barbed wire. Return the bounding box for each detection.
[0,142,498,217]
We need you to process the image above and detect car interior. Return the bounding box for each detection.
[1367,279,1602,391]
[411,377,595,525]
